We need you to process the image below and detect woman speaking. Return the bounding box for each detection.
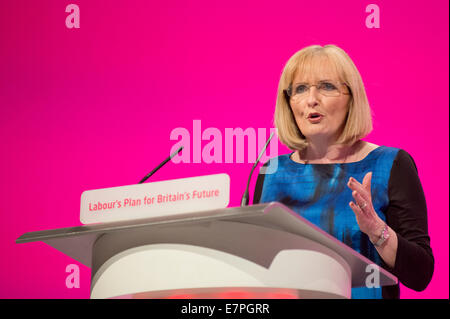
[254,45,434,299]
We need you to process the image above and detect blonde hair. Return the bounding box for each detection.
[274,45,373,151]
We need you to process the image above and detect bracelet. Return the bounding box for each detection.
[372,224,390,247]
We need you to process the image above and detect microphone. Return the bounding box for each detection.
[240,131,274,206]
[138,146,184,184]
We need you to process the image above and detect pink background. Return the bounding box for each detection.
[1,0,448,299]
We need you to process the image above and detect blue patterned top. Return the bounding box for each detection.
[258,145,400,299]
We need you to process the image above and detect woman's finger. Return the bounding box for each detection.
[352,191,371,216]
[349,201,364,219]
[348,178,371,203]
[362,172,372,194]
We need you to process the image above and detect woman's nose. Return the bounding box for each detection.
[306,86,320,106]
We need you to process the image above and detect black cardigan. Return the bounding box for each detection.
[253,150,434,299]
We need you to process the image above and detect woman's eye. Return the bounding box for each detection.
[320,82,337,91]
[295,84,308,94]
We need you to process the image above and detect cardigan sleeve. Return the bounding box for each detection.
[383,149,434,293]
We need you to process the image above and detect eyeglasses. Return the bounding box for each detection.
[283,80,351,105]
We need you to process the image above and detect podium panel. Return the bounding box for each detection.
[16,202,398,299]
[90,221,352,298]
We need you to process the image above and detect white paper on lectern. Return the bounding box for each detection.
[80,173,230,224]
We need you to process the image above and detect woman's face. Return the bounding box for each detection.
[290,65,351,144]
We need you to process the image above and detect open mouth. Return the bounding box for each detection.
[308,113,323,119]
[307,113,323,123]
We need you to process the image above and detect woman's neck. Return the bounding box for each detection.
[299,140,361,164]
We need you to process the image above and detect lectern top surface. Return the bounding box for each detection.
[16,204,265,243]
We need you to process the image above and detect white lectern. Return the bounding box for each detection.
[16,202,397,299]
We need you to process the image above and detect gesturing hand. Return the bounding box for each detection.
[347,172,385,239]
